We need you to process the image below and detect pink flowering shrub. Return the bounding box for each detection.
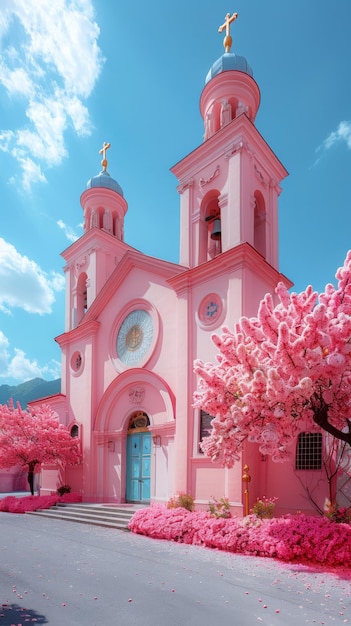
[129,505,351,567]
[0,492,82,514]
[324,498,351,523]
[251,496,278,519]
[208,496,232,518]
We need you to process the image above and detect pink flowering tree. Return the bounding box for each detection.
[194,251,351,470]
[0,402,82,495]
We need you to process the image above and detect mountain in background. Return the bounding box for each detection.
[0,378,61,407]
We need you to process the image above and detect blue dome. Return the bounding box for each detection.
[86,170,124,197]
[205,52,253,84]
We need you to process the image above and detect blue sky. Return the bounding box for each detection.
[0,0,351,385]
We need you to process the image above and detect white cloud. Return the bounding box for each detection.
[0,60,33,97]
[0,130,14,152]
[0,332,10,372]
[0,0,104,189]
[10,154,47,189]
[0,237,64,314]
[6,349,61,382]
[315,121,351,165]
[57,219,80,243]
[0,332,61,382]
[323,121,351,151]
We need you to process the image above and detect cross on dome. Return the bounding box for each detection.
[218,11,238,53]
[99,141,111,172]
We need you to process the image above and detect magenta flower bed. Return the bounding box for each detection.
[128,505,351,568]
[0,492,82,514]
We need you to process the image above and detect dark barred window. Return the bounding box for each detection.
[295,432,322,470]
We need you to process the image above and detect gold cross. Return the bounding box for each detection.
[218,12,238,53]
[99,141,111,171]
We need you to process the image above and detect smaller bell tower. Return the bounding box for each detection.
[62,143,128,331]
[172,12,287,272]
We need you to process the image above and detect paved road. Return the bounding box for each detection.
[0,512,350,625]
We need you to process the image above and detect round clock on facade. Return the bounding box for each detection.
[117,309,153,365]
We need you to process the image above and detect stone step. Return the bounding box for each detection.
[27,503,140,530]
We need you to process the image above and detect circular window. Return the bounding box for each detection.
[197,293,224,328]
[70,351,83,374]
[116,309,154,366]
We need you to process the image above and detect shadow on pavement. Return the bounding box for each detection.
[0,603,48,624]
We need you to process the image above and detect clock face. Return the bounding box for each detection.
[117,309,153,365]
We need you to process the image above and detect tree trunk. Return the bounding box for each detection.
[27,461,37,496]
[312,402,351,446]
[27,470,34,495]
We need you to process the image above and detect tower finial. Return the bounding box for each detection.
[99,141,111,172]
[218,11,238,53]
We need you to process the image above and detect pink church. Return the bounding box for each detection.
[34,17,342,516]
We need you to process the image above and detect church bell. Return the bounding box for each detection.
[211,218,221,240]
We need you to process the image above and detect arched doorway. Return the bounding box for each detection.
[126,412,151,503]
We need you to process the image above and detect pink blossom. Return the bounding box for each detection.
[194,251,351,467]
[0,402,82,490]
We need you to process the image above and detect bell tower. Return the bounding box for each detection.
[62,143,128,331]
[171,12,287,271]
[170,13,291,501]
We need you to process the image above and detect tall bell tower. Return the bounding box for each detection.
[172,12,287,273]
[170,13,291,503]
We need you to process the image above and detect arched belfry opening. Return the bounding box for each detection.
[76,271,88,323]
[202,190,222,262]
[253,190,266,258]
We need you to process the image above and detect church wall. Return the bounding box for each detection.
[181,270,245,508]
[265,453,327,516]
[60,266,179,502]
[88,266,179,401]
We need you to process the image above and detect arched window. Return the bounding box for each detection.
[70,424,79,438]
[203,191,221,261]
[128,411,150,432]
[253,191,266,258]
[76,272,88,322]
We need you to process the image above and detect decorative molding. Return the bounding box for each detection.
[269,178,282,195]
[254,163,268,187]
[249,194,256,210]
[74,255,88,275]
[224,139,245,159]
[128,385,145,405]
[199,165,220,187]
[177,178,194,194]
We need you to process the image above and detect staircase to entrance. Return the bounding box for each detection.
[27,502,143,530]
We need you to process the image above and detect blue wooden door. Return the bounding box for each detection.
[126,432,151,502]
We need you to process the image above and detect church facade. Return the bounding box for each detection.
[36,18,334,516]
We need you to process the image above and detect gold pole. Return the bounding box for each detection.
[242,463,251,516]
